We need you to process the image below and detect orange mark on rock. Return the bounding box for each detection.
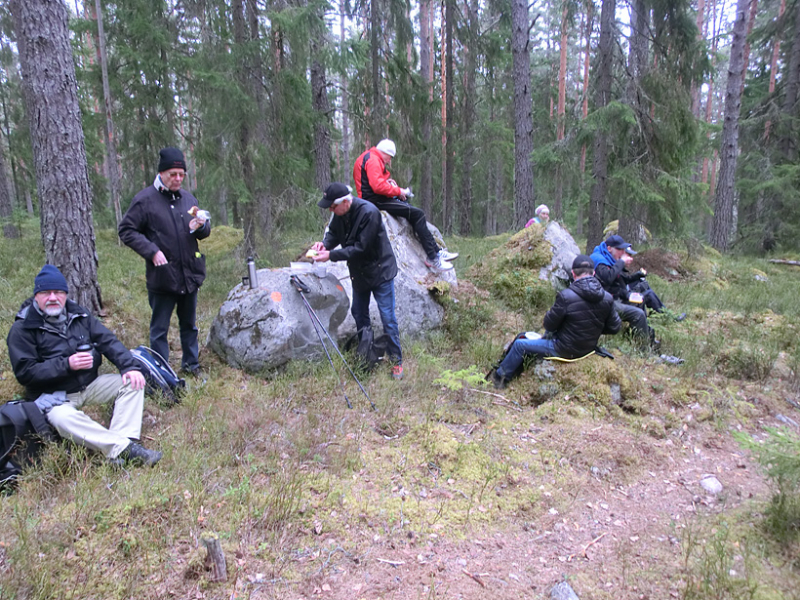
[336,285,344,292]
[271,291,282,302]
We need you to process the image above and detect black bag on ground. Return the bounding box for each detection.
[0,401,56,492]
[129,346,186,403]
[345,327,389,371]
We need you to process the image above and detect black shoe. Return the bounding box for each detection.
[181,365,205,380]
[492,371,508,390]
[115,442,162,467]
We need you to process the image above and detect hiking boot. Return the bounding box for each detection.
[425,255,454,271]
[115,442,162,467]
[492,371,508,390]
[439,249,460,261]
[392,365,404,380]
[181,365,203,378]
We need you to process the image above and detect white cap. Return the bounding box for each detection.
[376,139,396,157]
[535,204,549,216]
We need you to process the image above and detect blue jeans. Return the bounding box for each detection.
[351,279,402,364]
[496,337,557,380]
[148,291,199,370]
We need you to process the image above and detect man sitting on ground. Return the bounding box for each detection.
[6,265,162,466]
[590,235,659,349]
[353,139,458,271]
[493,255,620,389]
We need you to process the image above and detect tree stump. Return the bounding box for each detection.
[201,532,227,582]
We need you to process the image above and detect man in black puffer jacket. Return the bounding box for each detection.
[493,255,621,389]
[119,147,211,377]
[310,182,404,380]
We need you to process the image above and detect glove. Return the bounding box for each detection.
[34,391,67,414]
[402,187,414,199]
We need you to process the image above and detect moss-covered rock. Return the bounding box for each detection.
[466,227,555,312]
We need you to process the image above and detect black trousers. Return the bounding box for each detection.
[369,197,439,260]
[148,290,199,370]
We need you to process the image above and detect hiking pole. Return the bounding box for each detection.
[289,275,352,409]
[289,275,376,410]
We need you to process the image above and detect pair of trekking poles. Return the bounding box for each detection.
[289,275,375,411]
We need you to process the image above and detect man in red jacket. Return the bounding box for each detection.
[353,139,458,271]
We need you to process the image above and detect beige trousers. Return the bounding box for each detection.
[46,374,144,459]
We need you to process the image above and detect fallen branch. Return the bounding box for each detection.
[769,259,800,267]
[568,532,608,561]
[462,568,487,588]
[376,558,405,567]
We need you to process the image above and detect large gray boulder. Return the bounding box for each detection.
[208,211,456,372]
[208,269,351,373]
[539,221,582,287]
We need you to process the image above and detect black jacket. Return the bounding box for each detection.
[543,276,621,359]
[322,197,398,292]
[7,299,138,400]
[593,262,645,303]
[118,184,211,295]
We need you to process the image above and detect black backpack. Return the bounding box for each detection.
[129,346,186,404]
[0,401,56,492]
[345,327,389,372]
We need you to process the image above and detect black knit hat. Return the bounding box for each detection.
[158,147,186,173]
[33,264,68,295]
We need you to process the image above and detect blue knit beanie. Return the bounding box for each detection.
[33,265,69,295]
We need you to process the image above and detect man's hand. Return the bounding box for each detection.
[621,253,633,266]
[312,249,331,263]
[311,241,325,252]
[640,268,647,276]
[122,370,146,391]
[69,352,94,371]
[152,250,168,266]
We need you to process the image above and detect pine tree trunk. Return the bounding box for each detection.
[370,0,383,142]
[511,0,536,230]
[444,0,455,234]
[11,0,102,313]
[710,0,750,252]
[94,0,122,228]
[458,0,478,235]
[419,0,434,218]
[554,5,568,219]
[340,0,350,181]
[0,139,18,238]
[764,0,786,141]
[619,0,649,244]
[311,4,332,196]
[586,0,615,252]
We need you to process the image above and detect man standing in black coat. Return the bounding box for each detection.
[119,147,211,377]
[310,182,404,380]
[493,255,621,389]
[7,265,161,466]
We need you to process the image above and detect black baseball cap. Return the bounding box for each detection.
[318,182,353,208]
[572,254,594,270]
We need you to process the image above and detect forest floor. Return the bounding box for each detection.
[1,228,800,600]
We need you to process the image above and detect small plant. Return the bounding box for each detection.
[737,427,800,546]
[716,342,776,381]
[680,521,760,600]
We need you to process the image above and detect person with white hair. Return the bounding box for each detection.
[525,204,550,228]
[353,139,458,271]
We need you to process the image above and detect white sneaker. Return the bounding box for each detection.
[426,255,454,271]
[439,249,459,261]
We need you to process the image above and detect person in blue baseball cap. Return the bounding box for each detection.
[590,235,660,349]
